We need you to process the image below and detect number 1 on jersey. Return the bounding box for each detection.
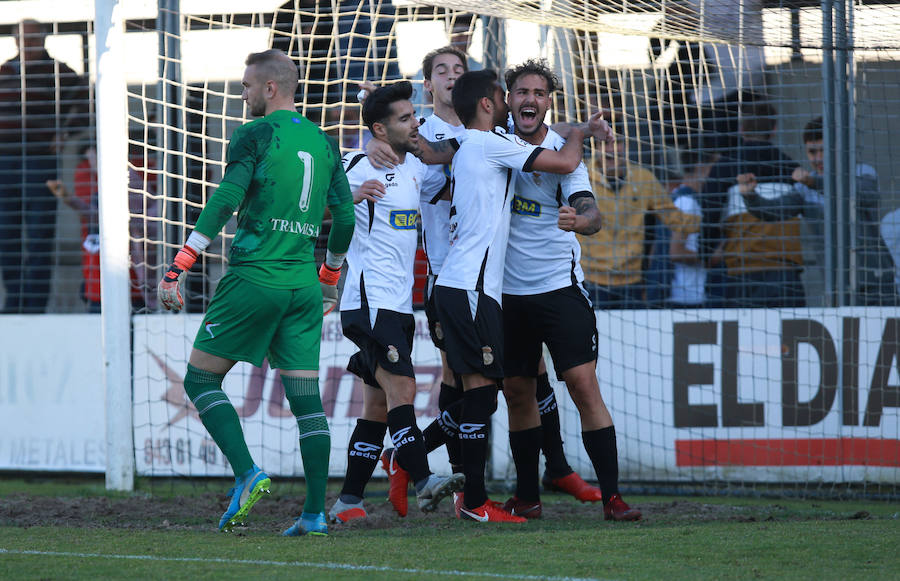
[297,150,314,211]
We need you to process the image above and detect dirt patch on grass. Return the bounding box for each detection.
[0,486,868,534]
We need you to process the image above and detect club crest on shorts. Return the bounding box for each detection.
[434,322,444,340]
[387,345,400,363]
[481,346,494,366]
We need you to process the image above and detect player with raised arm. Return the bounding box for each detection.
[360,46,471,511]
[436,69,585,523]
[328,82,464,524]
[156,49,355,536]
[499,59,641,521]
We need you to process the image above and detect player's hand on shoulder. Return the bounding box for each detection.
[557,206,577,231]
[366,139,399,169]
[353,179,386,204]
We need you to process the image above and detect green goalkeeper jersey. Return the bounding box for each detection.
[193,109,355,289]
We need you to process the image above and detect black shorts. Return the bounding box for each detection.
[423,274,446,351]
[433,286,504,379]
[503,284,598,378]
[341,308,415,388]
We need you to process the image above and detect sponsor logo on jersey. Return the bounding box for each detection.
[389,209,419,230]
[385,173,395,182]
[349,441,382,460]
[435,133,445,139]
[512,195,541,217]
[269,218,320,236]
[205,322,220,338]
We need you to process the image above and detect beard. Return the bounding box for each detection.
[248,99,266,117]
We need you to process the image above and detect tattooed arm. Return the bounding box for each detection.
[558,192,602,235]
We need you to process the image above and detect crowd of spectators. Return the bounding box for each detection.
[1,17,898,314]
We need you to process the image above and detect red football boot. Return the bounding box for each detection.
[380,448,410,517]
[603,494,642,521]
[543,471,603,503]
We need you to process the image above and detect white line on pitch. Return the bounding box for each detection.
[0,548,611,581]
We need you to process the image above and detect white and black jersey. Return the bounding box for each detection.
[339,151,445,314]
[504,128,593,296]
[417,114,465,277]
[436,128,543,303]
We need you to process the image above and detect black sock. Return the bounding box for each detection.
[423,398,462,451]
[387,404,430,484]
[460,384,497,509]
[536,372,572,478]
[438,382,464,468]
[340,418,386,499]
[583,426,620,503]
[510,426,543,502]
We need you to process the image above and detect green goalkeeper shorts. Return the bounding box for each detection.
[193,272,322,370]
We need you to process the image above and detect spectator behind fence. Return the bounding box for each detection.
[46,144,159,312]
[578,133,700,309]
[705,102,801,307]
[881,207,900,298]
[738,117,897,306]
[0,19,90,313]
[666,148,720,308]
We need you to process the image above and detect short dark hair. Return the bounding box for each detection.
[452,69,499,127]
[803,116,823,144]
[362,81,414,131]
[740,102,778,137]
[422,46,468,80]
[680,148,719,172]
[504,58,559,93]
[244,49,298,96]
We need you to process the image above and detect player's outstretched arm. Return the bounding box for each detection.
[365,135,457,169]
[552,111,615,145]
[530,125,585,175]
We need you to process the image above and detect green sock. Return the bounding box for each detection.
[283,376,330,515]
[183,364,253,478]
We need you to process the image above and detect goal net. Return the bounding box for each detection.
[104,0,900,496]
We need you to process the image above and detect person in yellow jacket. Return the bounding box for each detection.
[578,137,700,308]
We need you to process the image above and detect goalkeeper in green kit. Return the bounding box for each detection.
[157,49,355,536]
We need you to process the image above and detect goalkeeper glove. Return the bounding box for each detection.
[319,263,342,316]
[158,246,198,312]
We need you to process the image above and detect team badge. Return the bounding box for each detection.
[387,345,400,363]
[434,322,444,340]
[482,346,494,366]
